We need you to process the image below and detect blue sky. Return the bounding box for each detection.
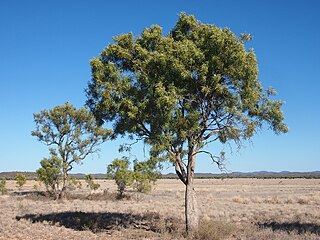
[0,1,319,174]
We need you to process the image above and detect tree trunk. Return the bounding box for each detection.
[59,163,68,199]
[185,152,199,234]
[185,178,199,234]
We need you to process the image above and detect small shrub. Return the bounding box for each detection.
[36,153,62,196]
[107,158,134,197]
[108,157,160,196]
[0,178,8,195]
[137,179,152,193]
[133,159,160,193]
[85,174,100,193]
[15,174,27,190]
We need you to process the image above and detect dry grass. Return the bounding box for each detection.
[0,178,319,239]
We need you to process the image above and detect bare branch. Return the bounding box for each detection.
[194,150,226,171]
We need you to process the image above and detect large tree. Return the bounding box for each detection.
[32,102,111,198]
[86,13,287,232]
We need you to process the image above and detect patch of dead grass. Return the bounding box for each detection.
[194,220,236,240]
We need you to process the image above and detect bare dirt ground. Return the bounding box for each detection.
[0,178,319,239]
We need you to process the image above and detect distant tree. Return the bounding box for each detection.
[32,102,111,199]
[15,174,27,190]
[85,174,100,193]
[107,158,134,197]
[0,178,7,195]
[86,13,288,232]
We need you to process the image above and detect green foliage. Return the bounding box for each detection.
[107,157,160,195]
[85,174,100,192]
[133,158,161,193]
[0,178,7,195]
[107,158,134,196]
[87,12,288,179]
[32,102,111,197]
[36,151,62,194]
[15,174,27,190]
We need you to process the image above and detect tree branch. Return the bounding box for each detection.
[194,150,226,171]
[167,148,187,185]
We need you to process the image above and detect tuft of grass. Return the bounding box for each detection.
[194,220,236,240]
[284,198,294,204]
[232,196,249,204]
[296,197,310,205]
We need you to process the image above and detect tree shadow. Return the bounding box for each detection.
[257,221,320,235]
[12,191,56,201]
[16,211,178,233]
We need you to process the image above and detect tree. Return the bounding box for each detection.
[36,150,62,197]
[32,102,111,198]
[107,158,134,197]
[86,13,288,233]
[15,174,27,191]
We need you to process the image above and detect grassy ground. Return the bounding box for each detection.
[0,178,319,239]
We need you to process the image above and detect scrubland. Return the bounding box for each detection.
[0,178,319,239]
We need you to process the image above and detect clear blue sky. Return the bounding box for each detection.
[0,1,319,174]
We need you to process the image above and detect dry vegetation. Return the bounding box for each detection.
[0,178,319,239]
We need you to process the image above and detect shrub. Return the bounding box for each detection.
[107,158,134,197]
[36,153,62,196]
[15,173,27,190]
[85,174,100,193]
[108,157,160,196]
[133,159,160,193]
[133,173,152,193]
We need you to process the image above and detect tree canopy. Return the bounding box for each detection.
[87,13,287,172]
